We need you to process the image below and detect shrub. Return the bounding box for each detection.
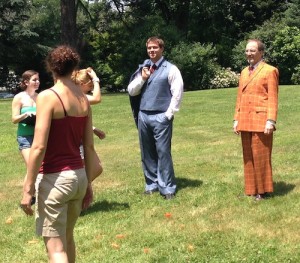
[209,67,239,89]
[291,65,300,84]
[169,42,219,90]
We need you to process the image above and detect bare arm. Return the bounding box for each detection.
[21,91,53,215]
[82,107,100,182]
[85,68,101,105]
[81,107,103,209]
[11,95,31,124]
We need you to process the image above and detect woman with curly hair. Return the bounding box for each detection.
[21,45,101,263]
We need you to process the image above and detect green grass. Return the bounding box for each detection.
[0,86,300,262]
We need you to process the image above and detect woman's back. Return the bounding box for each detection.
[38,82,89,173]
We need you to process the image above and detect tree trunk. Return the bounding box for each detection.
[60,0,77,48]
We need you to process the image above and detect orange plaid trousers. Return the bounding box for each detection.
[241,131,273,195]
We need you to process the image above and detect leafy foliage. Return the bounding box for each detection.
[0,0,300,90]
[272,26,300,84]
[170,42,219,90]
[0,0,32,87]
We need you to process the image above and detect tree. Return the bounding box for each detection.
[60,0,77,47]
[0,0,34,89]
[272,26,300,84]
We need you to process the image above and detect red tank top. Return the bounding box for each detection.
[39,89,88,174]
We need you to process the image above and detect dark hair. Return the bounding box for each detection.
[146,36,165,49]
[45,45,80,77]
[247,39,265,52]
[20,70,39,90]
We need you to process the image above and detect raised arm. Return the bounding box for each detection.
[85,67,101,105]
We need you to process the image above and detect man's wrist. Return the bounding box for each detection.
[267,119,276,125]
[266,120,276,128]
[233,120,238,128]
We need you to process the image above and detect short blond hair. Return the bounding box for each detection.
[71,68,92,85]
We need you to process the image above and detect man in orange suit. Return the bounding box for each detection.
[233,39,279,201]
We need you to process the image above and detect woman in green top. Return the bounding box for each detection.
[12,70,40,166]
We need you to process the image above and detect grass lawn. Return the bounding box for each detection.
[0,86,299,262]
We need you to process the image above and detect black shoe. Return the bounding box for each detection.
[162,193,176,200]
[143,189,159,195]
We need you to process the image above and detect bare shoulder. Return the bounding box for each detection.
[13,91,24,100]
[36,88,58,104]
[12,92,24,105]
[38,88,55,97]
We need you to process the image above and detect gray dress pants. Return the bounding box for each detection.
[138,111,176,195]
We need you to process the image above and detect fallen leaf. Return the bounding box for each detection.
[164,212,172,218]
[143,247,150,254]
[95,234,103,240]
[116,234,125,239]
[28,239,39,244]
[111,243,120,249]
[187,244,195,252]
[5,217,13,224]
[179,224,185,230]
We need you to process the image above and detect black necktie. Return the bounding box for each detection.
[150,64,157,74]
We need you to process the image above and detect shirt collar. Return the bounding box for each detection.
[152,56,164,67]
[251,59,263,69]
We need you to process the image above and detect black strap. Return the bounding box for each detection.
[49,89,67,117]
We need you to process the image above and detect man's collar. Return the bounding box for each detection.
[251,59,263,69]
[151,56,164,66]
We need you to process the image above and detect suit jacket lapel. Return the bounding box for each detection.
[242,62,265,91]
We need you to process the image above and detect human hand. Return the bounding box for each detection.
[87,67,98,80]
[20,193,34,216]
[82,183,93,211]
[141,66,151,80]
[264,122,275,135]
[93,128,106,139]
[233,120,239,135]
[25,111,36,118]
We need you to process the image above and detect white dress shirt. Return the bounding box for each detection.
[128,57,184,119]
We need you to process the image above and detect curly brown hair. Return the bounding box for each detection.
[20,70,39,90]
[45,45,80,77]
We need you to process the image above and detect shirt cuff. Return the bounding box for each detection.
[165,111,173,120]
[266,120,276,128]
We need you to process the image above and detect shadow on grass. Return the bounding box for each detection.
[273,181,295,197]
[176,177,203,191]
[80,200,130,216]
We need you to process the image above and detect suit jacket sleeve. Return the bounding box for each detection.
[267,67,279,121]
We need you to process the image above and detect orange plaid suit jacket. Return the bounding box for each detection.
[234,61,279,132]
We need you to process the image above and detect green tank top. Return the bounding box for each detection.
[17,106,36,136]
